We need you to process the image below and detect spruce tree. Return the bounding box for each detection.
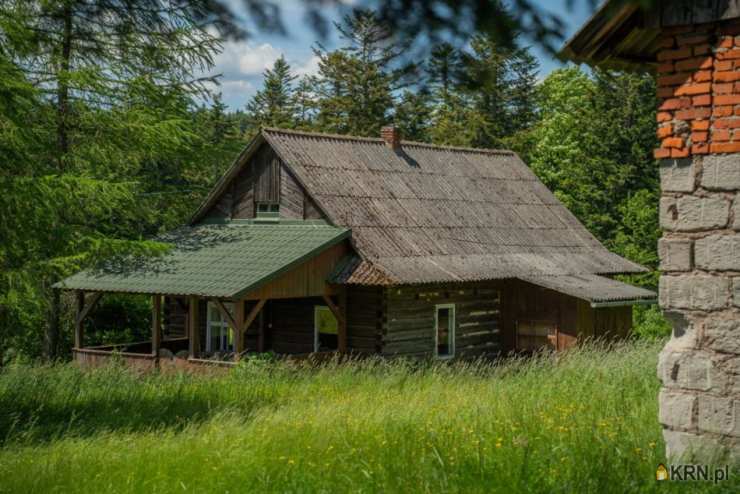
[313,9,399,136]
[394,90,433,143]
[245,56,298,130]
[0,0,224,359]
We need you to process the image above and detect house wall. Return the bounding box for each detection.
[201,143,326,222]
[500,280,632,352]
[382,283,502,358]
[654,18,740,460]
[346,285,383,354]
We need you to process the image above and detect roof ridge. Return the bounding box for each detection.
[261,127,516,156]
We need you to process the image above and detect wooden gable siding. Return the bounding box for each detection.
[244,241,348,300]
[201,143,326,222]
[382,283,502,359]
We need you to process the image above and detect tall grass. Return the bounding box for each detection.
[0,340,735,493]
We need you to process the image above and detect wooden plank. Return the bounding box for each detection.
[244,242,348,300]
[188,296,200,358]
[234,300,245,359]
[152,294,161,358]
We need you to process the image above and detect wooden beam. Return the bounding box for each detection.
[322,288,347,353]
[213,299,239,332]
[257,305,266,353]
[152,294,161,358]
[338,287,347,353]
[75,292,103,326]
[234,300,245,359]
[244,299,267,333]
[188,296,200,358]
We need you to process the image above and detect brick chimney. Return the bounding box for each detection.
[655,22,740,460]
[381,125,401,151]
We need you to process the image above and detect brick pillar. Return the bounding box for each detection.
[656,21,740,461]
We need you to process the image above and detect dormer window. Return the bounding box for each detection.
[256,202,279,218]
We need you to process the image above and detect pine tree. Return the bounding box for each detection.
[0,0,223,359]
[427,43,465,107]
[245,56,298,130]
[313,9,399,136]
[394,90,433,142]
[293,76,318,129]
[461,33,540,148]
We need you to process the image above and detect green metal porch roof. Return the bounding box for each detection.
[54,220,350,298]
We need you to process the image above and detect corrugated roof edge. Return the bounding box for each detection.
[261,127,517,156]
[53,223,352,298]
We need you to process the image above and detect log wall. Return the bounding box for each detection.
[346,285,383,354]
[382,283,502,358]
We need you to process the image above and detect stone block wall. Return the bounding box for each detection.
[657,20,740,461]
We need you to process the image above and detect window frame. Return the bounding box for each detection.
[255,202,279,216]
[434,303,456,359]
[314,305,338,353]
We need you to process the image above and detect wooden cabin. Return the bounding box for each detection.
[55,127,656,369]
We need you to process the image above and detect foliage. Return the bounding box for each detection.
[0,1,244,361]
[632,305,673,340]
[0,340,733,493]
[312,10,401,135]
[245,56,298,130]
[527,68,659,269]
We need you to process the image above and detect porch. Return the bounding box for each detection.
[70,290,349,370]
[55,220,353,370]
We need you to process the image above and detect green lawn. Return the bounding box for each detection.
[0,340,736,493]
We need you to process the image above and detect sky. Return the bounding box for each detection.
[208,0,597,110]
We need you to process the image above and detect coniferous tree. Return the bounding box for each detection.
[394,89,433,142]
[245,56,298,130]
[461,33,540,148]
[313,10,400,136]
[0,0,225,359]
[293,76,319,129]
[426,43,481,147]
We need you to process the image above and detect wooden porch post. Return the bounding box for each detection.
[74,290,85,349]
[234,300,244,361]
[338,287,348,353]
[188,296,200,359]
[74,291,103,350]
[323,286,347,353]
[152,294,161,358]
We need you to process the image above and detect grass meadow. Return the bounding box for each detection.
[0,340,736,493]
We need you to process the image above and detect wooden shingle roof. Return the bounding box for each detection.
[260,128,646,285]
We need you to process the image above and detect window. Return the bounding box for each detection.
[435,304,455,358]
[256,203,279,216]
[206,302,234,353]
[314,306,338,352]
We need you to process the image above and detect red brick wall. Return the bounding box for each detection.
[655,21,740,158]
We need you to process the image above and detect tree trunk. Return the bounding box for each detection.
[56,2,72,170]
